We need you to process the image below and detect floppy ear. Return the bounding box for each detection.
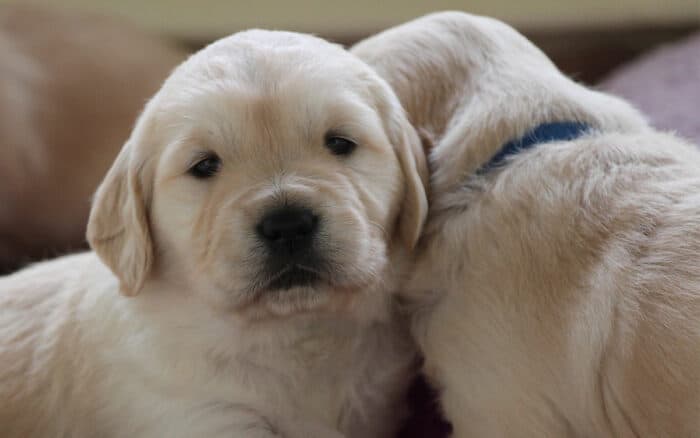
[87,142,153,296]
[388,109,429,249]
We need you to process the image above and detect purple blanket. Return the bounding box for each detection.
[601,32,700,144]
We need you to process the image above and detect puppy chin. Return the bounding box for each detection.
[234,283,351,321]
[209,230,391,322]
[236,262,388,322]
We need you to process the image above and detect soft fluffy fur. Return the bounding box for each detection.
[0,4,184,272]
[354,12,700,437]
[0,29,428,437]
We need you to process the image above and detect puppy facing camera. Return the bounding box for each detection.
[0,29,426,437]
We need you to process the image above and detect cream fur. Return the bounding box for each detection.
[0,29,427,437]
[355,12,700,437]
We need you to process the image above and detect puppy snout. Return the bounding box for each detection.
[256,206,319,252]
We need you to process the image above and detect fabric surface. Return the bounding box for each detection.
[601,31,700,144]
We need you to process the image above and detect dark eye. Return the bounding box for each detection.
[189,154,221,178]
[324,135,357,156]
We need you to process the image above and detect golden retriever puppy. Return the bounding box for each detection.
[0,4,184,272]
[0,29,428,437]
[354,11,700,437]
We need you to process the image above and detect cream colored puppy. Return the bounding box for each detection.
[0,29,428,438]
[354,12,700,437]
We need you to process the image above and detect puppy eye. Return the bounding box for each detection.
[324,135,357,156]
[189,154,221,178]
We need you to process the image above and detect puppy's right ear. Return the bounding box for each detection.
[87,142,153,296]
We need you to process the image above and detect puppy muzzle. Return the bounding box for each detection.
[255,205,325,290]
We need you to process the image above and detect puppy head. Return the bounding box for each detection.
[352,12,649,192]
[87,30,427,320]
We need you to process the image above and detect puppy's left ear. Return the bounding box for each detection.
[388,109,429,249]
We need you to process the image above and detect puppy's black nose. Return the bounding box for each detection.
[257,206,319,248]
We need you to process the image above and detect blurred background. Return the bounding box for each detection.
[2,0,699,82]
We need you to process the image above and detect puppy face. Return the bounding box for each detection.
[87,31,427,320]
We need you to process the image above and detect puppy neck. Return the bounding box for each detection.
[475,121,591,175]
[353,12,649,197]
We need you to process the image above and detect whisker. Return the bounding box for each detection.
[295,264,325,276]
[245,265,292,295]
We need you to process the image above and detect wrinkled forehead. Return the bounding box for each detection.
[150,32,387,146]
[162,29,377,103]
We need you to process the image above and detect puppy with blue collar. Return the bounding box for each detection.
[355,12,700,437]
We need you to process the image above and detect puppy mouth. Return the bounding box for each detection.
[264,264,323,291]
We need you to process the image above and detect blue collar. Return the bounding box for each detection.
[476,121,590,175]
